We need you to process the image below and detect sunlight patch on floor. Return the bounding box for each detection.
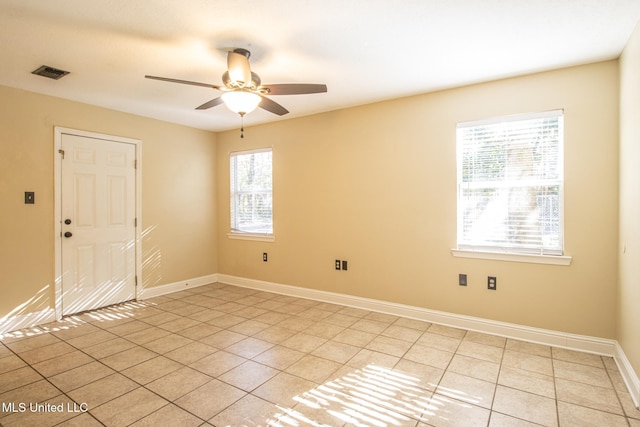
[283,364,438,426]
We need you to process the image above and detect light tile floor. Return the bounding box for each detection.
[1,283,639,426]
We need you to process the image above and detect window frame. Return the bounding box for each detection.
[228,147,274,242]
[453,110,571,265]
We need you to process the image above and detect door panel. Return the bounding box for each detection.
[61,133,136,315]
[75,174,96,227]
[74,244,96,290]
[108,176,127,226]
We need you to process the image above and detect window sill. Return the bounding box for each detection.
[451,249,572,266]
[227,232,275,242]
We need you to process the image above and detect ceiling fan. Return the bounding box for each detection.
[145,48,327,135]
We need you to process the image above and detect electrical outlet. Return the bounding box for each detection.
[342,260,348,271]
[488,276,497,290]
[263,252,268,262]
[459,274,467,286]
[335,259,341,270]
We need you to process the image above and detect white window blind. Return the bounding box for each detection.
[230,148,273,235]
[457,110,564,255]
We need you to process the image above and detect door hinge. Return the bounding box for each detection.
[134,217,137,227]
[135,275,138,286]
[134,159,137,169]
[58,149,65,159]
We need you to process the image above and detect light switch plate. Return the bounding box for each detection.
[25,192,35,204]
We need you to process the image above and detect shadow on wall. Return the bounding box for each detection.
[0,224,164,335]
[0,285,52,336]
[141,224,162,292]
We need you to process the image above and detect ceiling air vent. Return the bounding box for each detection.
[31,65,70,80]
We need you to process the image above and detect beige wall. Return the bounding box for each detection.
[619,22,640,381]
[0,59,623,343]
[217,61,619,338]
[0,85,218,320]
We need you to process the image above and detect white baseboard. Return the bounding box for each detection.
[218,274,640,408]
[218,274,617,356]
[2,272,637,409]
[137,274,218,300]
[0,308,56,336]
[0,274,217,336]
[615,341,640,408]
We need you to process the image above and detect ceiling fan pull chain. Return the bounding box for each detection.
[240,112,245,138]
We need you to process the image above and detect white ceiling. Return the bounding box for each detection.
[1,0,639,132]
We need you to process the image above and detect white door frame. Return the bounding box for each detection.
[54,127,142,320]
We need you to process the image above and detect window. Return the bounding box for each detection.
[230,148,273,238]
[456,110,564,257]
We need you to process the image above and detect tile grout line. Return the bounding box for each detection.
[1,337,107,426]
[77,318,210,426]
[1,283,637,426]
[486,334,507,427]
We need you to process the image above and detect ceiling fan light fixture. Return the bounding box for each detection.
[222,90,261,115]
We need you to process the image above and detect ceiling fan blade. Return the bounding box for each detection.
[227,50,251,87]
[195,97,224,110]
[258,95,289,116]
[145,75,221,90]
[261,83,327,95]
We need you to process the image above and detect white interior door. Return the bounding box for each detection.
[60,133,136,315]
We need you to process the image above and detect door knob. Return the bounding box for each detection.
[64,219,72,225]
[64,231,72,238]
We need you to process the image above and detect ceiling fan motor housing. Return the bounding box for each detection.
[222,70,261,91]
[232,48,251,58]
